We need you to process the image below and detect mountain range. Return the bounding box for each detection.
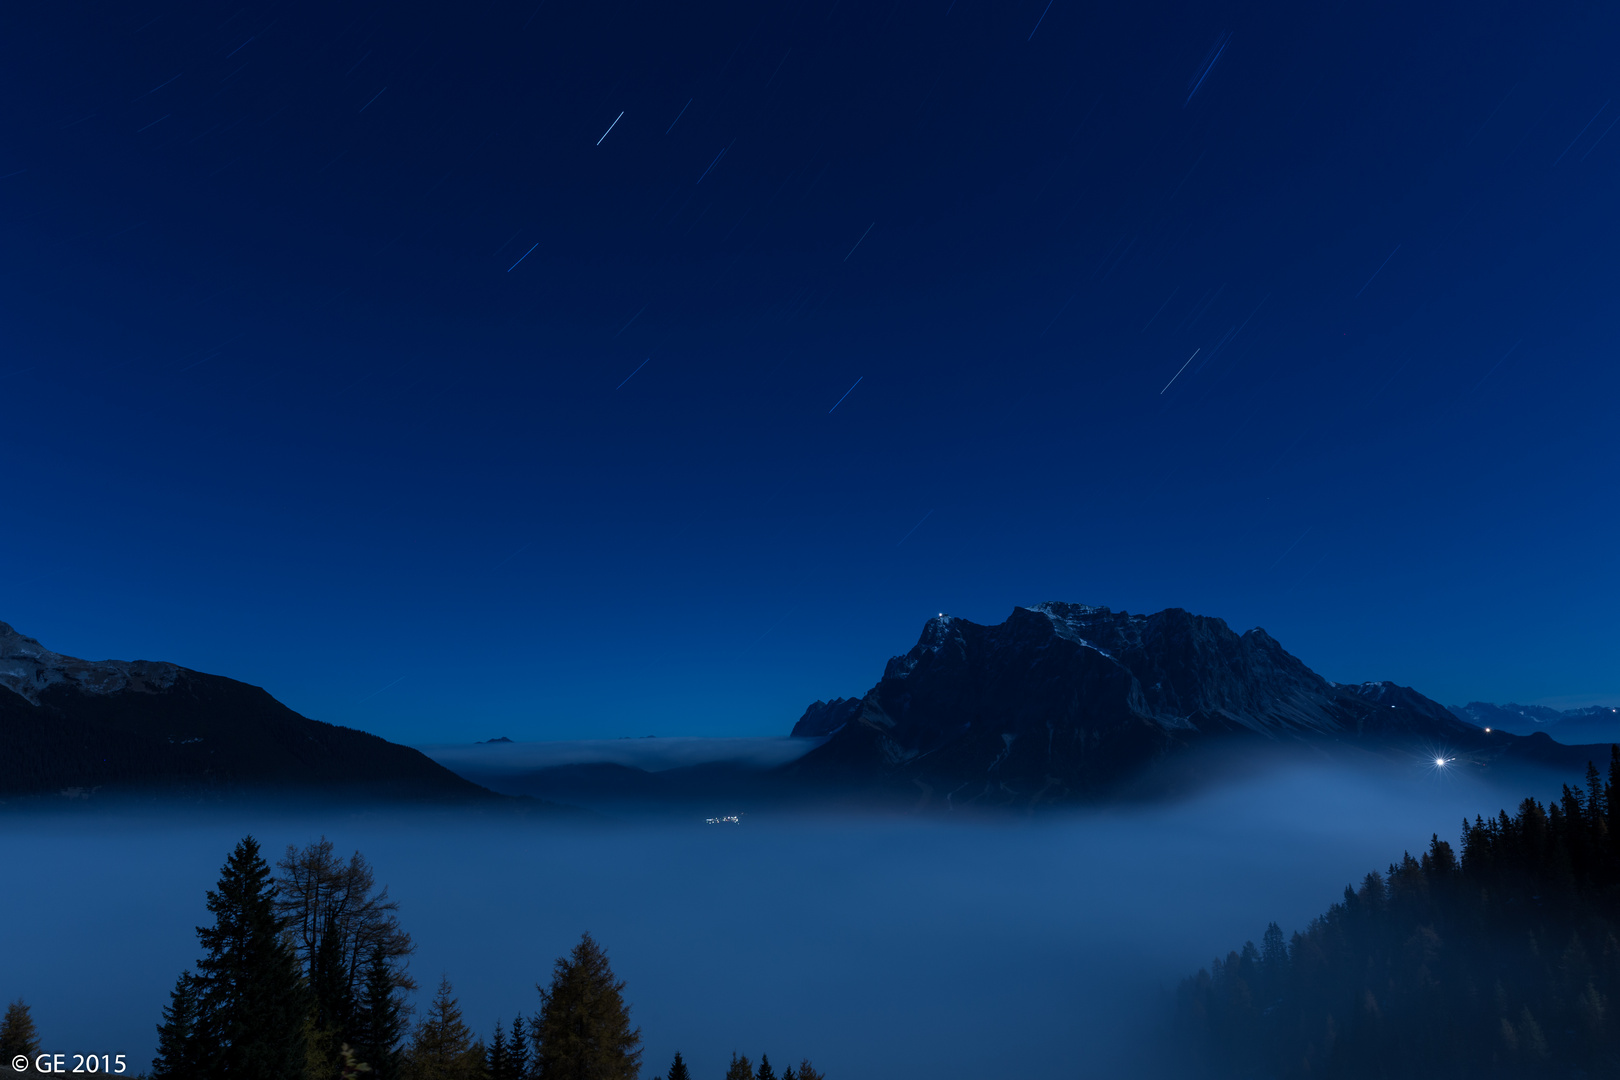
[4,606,1610,811]
[778,603,1605,807]
[0,621,501,804]
[1448,701,1620,745]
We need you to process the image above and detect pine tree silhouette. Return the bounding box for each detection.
[794,1060,824,1080]
[534,933,642,1080]
[191,835,310,1079]
[664,1050,691,1080]
[151,974,206,1078]
[487,1020,510,1080]
[724,1052,754,1080]
[756,1053,776,1080]
[0,1000,40,1074]
[309,907,358,1078]
[508,1014,530,1080]
[351,942,407,1080]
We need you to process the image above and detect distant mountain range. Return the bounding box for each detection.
[780,603,1607,807]
[0,621,505,804]
[1448,701,1620,745]
[7,607,1610,812]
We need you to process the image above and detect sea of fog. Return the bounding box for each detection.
[418,735,826,777]
[0,757,1583,1079]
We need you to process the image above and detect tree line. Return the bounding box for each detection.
[1179,748,1620,1079]
[3,835,824,1080]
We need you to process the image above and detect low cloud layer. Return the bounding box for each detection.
[0,753,1590,1078]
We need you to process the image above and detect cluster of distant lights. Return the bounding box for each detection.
[705,815,741,825]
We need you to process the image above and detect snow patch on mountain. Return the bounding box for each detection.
[1020,602,1116,657]
[0,622,180,706]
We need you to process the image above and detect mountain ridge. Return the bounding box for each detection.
[0,620,510,804]
[1449,700,1620,744]
[784,602,1590,806]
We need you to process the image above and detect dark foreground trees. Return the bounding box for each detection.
[140,838,822,1080]
[278,838,417,1080]
[153,836,308,1079]
[402,977,485,1080]
[1180,749,1620,1079]
[533,933,641,1080]
[653,1050,820,1080]
[1,1000,42,1075]
[152,836,414,1080]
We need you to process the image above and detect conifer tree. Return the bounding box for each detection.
[353,943,408,1080]
[663,1050,690,1080]
[277,839,416,1005]
[402,977,484,1080]
[151,974,207,1079]
[314,908,358,1030]
[487,1021,510,1080]
[0,1000,40,1074]
[508,1014,529,1080]
[756,1054,775,1080]
[307,907,360,1079]
[724,1052,753,1080]
[794,1060,823,1080]
[277,837,417,1072]
[533,933,642,1080]
[193,835,310,1079]
[780,1067,794,1080]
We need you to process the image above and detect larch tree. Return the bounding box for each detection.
[403,977,485,1080]
[277,840,416,1041]
[533,933,642,1080]
[723,1052,753,1080]
[794,1061,824,1080]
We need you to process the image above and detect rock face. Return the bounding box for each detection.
[787,603,1487,805]
[0,621,496,801]
[790,697,864,738]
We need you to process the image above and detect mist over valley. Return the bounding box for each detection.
[2,751,1578,1079]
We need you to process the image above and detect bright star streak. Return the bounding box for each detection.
[596,111,624,146]
[828,376,863,413]
[1160,349,1199,394]
[507,243,539,272]
[615,358,650,390]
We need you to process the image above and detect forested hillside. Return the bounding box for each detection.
[1180,748,1620,1078]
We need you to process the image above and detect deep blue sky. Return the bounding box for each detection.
[2,0,1616,743]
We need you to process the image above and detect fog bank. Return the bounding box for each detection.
[0,757,1583,1078]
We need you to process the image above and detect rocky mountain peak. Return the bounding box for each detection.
[788,602,1488,805]
[0,621,180,706]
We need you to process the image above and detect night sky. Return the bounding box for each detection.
[3,0,1616,743]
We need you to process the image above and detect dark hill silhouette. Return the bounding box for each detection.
[0,621,503,803]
